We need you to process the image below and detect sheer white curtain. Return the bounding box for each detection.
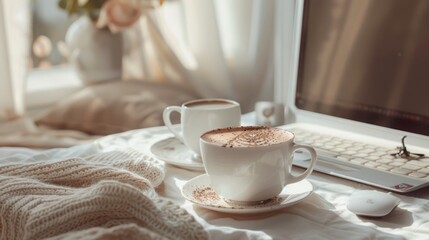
[128,0,276,112]
[0,0,276,119]
[0,0,30,121]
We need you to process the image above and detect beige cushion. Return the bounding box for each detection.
[35,81,199,135]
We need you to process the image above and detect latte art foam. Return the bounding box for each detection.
[201,126,292,148]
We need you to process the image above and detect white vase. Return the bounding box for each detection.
[65,16,123,84]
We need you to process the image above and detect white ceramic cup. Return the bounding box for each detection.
[255,101,285,126]
[200,126,317,203]
[163,99,241,160]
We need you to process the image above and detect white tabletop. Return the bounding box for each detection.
[94,125,429,240]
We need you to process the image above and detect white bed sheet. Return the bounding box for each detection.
[1,126,428,240]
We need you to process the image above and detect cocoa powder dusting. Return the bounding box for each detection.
[192,186,284,209]
[193,187,222,206]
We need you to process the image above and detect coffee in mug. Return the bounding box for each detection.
[200,126,317,203]
[163,99,241,160]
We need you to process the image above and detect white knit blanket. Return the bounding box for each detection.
[0,149,207,240]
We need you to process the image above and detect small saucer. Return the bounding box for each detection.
[150,137,205,171]
[181,174,313,214]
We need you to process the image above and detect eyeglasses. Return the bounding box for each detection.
[390,136,425,159]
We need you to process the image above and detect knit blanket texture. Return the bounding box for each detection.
[0,149,207,240]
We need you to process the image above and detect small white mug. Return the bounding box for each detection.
[255,101,285,126]
[200,126,317,203]
[163,99,241,160]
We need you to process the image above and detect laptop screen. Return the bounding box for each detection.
[296,0,429,136]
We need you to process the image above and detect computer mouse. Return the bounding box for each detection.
[346,190,400,217]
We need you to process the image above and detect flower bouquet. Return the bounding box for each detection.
[58,0,162,32]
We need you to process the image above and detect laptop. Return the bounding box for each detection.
[276,0,429,193]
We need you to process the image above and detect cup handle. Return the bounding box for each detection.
[287,144,317,184]
[162,106,184,143]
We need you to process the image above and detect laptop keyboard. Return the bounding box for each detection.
[290,128,429,180]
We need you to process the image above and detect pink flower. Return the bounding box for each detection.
[96,0,144,33]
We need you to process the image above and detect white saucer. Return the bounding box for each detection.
[150,137,205,171]
[181,174,313,214]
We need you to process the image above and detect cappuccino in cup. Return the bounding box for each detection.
[201,126,290,148]
[200,126,317,203]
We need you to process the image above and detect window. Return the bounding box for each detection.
[27,0,82,110]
